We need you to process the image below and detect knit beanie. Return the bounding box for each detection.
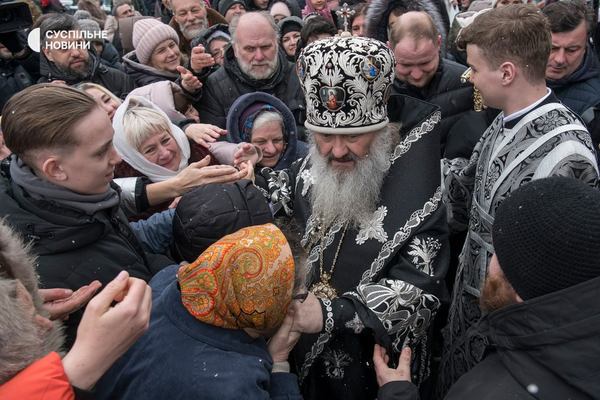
[218,0,246,16]
[73,10,92,20]
[492,177,600,301]
[172,180,274,263]
[77,19,104,43]
[132,18,179,65]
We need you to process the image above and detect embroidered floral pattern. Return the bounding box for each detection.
[300,169,314,197]
[407,237,441,276]
[356,206,388,245]
[265,168,293,216]
[322,349,353,379]
[356,279,440,352]
[345,313,365,334]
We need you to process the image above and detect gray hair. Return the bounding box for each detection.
[252,111,284,135]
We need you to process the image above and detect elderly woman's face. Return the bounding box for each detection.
[149,39,182,73]
[251,121,285,167]
[139,130,182,171]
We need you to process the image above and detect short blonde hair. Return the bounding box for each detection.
[122,104,172,151]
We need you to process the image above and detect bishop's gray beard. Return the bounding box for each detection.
[309,126,395,229]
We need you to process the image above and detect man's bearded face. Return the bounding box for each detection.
[309,127,394,229]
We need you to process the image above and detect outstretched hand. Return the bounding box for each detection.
[372,344,412,387]
[190,44,215,73]
[40,281,102,321]
[62,271,152,390]
[177,65,202,93]
[184,123,227,148]
[233,143,261,168]
[172,155,245,195]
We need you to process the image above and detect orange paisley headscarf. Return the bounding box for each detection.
[178,223,295,331]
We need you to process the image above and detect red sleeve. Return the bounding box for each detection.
[0,352,75,400]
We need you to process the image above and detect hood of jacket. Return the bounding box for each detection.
[122,50,179,84]
[226,91,304,170]
[39,51,102,85]
[0,221,65,384]
[547,45,600,89]
[482,275,600,399]
[365,0,447,45]
[222,45,290,91]
[127,80,188,123]
[190,23,230,50]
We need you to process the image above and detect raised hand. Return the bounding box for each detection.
[177,65,202,93]
[268,309,301,363]
[233,142,261,167]
[61,271,152,390]
[184,123,228,148]
[190,44,215,73]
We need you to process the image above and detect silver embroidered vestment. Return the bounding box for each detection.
[438,100,599,395]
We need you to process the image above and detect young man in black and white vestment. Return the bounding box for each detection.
[259,36,450,400]
[437,5,600,397]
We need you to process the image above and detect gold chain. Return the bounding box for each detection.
[311,222,348,300]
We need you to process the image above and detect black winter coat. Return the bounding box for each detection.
[548,46,600,116]
[0,171,172,348]
[391,58,486,157]
[39,52,135,99]
[378,275,600,400]
[198,46,305,133]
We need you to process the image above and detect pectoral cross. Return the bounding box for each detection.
[336,3,355,34]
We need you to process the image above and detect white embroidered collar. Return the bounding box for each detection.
[503,88,552,125]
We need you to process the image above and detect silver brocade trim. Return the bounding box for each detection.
[305,220,345,273]
[299,299,334,384]
[299,157,314,197]
[298,189,442,383]
[324,298,334,333]
[391,111,441,163]
[360,186,443,285]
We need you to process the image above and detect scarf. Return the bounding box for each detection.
[178,223,295,331]
[10,156,120,216]
[112,96,191,182]
[302,2,334,23]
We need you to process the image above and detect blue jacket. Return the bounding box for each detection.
[96,265,303,400]
[548,45,600,116]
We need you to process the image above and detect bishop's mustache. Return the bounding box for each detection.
[327,153,367,163]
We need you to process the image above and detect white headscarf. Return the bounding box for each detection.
[112,96,191,182]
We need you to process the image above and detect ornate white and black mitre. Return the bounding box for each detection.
[296,36,395,135]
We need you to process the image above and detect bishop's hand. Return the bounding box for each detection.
[291,292,323,333]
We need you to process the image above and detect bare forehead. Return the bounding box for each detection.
[171,0,203,11]
[237,16,277,42]
[394,37,437,60]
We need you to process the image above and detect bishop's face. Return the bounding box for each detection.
[312,131,379,171]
